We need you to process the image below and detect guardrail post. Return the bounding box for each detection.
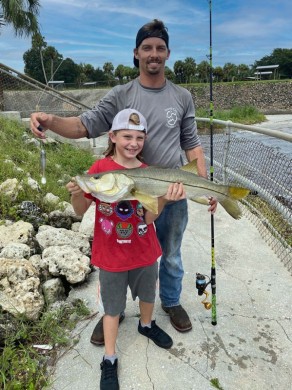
[222,120,232,184]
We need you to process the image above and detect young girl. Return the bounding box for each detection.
[67,108,185,390]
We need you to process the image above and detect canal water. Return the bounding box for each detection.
[237,115,292,157]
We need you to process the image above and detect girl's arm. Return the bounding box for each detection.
[144,183,186,225]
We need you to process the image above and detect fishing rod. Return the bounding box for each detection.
[196,0,217,326]
[208,0,217,327]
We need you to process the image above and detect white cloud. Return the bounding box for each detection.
[1,0,291,72]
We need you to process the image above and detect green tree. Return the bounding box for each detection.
[130,66,139,80]
[184,57,196,83]
[123,66,135,81]
[78,63,96,83]
[173,60,186,83]
[222,62,237,82]
[23,33,47,82]
[0,0,40,36]
[55,58,80,84]
[114,64,125,84]
[103,62,114,85]
[252,48,292,79]
[237,64,251,81]
[24,35,64,84]
[213,66,223,82]
[45,46,63,81]
[93,67,108,85]
[165,66,175,82]
[103,62,114,77]
[197,60,210,83]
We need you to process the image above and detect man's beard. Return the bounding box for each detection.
[146,62,162,75]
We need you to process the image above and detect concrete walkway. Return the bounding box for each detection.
[49,201,292,390]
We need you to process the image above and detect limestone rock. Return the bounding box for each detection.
[0,178,22,200]
[36,225,90,256]
[0,258,44,320]
[0,242,31,259]
[42,278,66,305]
[29,254,51,280]
[78,203,96,239]
[0,221,34,250]
[26,177,41,191]
[42,245,91,284]
[43,193,60,206]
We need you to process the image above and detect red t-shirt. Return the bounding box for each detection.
[85,157,162,272]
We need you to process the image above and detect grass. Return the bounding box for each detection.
[0,117,96,388]
[245,195,292,247]
[0,116,96,220]
[196,105,266,129]
[0,300,91,389]
[210,378,224,389]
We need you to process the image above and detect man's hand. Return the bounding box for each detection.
[30,112,51,139]
[163,183,186,202]
[208,196,218,214]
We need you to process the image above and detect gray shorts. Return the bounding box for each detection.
[99,262,158,316]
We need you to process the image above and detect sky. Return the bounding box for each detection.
[0,0,291,73]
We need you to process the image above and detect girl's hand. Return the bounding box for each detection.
[66,178,84,197]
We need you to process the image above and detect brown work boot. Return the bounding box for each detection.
[90,312,125,345]
[161,304,192,332]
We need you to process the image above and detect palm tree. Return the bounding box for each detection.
[0,0,40,37]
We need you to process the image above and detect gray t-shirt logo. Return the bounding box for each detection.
[165,107,178,127]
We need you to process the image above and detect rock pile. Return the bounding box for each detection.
[0,185,96,322]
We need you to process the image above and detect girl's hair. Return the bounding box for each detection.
[103,113,146,161]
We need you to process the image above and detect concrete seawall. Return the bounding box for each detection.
[2,80,292,117]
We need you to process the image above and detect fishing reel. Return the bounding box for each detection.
[196,273,212,310]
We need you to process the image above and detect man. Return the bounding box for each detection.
[31,19,217,343]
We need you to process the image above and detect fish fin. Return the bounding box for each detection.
[180,160,198,175]
[191,196,210,205]
[133,191,158,214]
[228,187,250,200]
[219,199,242,219]
[190,196,242,219]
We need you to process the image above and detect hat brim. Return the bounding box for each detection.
[133,56,139,68]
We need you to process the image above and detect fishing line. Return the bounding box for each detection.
[208,0,217,326]
[36,58,64,185]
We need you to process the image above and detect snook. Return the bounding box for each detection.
[76,162,249,219]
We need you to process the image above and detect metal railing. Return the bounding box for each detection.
[196,117,291,272]
[0,63,91,117]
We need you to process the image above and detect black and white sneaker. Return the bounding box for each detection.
[138,320,173,349]
[100,358,119,390]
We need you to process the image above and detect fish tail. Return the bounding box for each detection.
[228,186,250,200]
[219,198,243,219]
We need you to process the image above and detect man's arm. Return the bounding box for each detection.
[30,112,88,139]
[185,146,208,178]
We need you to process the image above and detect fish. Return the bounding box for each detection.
[40,148,46,185]
[75,161,250,219]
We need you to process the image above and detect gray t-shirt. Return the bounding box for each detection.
[80,78,201,168]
